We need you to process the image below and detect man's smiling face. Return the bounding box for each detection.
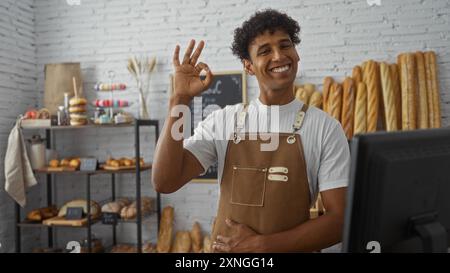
[244,29,300,91]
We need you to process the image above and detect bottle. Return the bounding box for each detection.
[57,106,65,126]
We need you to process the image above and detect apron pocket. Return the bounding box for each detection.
[230,166,267,207]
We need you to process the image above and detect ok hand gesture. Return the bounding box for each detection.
[172,39,214,99]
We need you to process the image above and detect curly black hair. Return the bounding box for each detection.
[231,9,301,61]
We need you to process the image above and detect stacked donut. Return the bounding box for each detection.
[69,97,88,126]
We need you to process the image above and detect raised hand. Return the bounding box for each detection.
[172,39,214,99]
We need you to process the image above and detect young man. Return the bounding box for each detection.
[152,9,350,252]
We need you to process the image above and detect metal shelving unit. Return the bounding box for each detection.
[15,119,160,253]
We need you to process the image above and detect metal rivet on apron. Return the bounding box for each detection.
[287,135,296,144]
[233,136,241,144]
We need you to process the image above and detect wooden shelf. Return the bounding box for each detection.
[34,164,152,175]
[17,218,100,228]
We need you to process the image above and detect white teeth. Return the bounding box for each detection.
[271,65,290,73]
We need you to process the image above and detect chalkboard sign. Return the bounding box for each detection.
[171,71,247,183]
[102,212,118,225]
[65,207,84,220]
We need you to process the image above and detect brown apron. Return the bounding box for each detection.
[211,103,311,248]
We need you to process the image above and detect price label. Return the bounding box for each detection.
[65,207,84,220]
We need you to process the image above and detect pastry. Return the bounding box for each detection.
[49,159,59,168]
[379,62,399,131]
[354,82,367,135]
[157,206,174,253]
[424,51,441,128]
[415,52,429,129]
[69,97,88,126]
[27,210,42,221]
[101,202,123,214]
[303,83,316,104]
[171,231,192,253]
[329,83,343,123]
[399,53,417,130]
[363,60,380,132]
[341,77,355,139]
[191,222,203,253]
[309,91,323,109]
[27,206,58,221]
[322,77,333,113]
[389,63,402,129]
[60,158,71,167]
[69,158,80,169]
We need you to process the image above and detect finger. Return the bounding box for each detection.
[212,242,231,253]
[189,40,205,66]
[195,62,213,90]
[182,39,195,64]
[216,235,231,244]
[225,218,238,228]
[172,45,180,67]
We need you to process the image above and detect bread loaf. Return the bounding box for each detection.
[309,91,323,109]
[120,206,137,219]
[415,52,429,129]
[354,83,367,135]
[171,231,192,253]
[329,83,343,123]
[191,222,203,253]
[304,83,315,100]
[157,206,174,253]
[295,88,308,104]
[363,60,380,132]
[389,64,402,129]
[203,235,212,253]
[380,62,398,131]
[399,53,417,130]
[342,77,355,139]
[322,77,334,113]
[424,51,441,128]
[352,65,363,85]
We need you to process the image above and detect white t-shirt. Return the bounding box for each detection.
[183,97,350,205]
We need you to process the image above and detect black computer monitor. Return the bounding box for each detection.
[342,128,450,253]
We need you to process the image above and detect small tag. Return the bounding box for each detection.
[102,212,118,225]
[65,207,84,220]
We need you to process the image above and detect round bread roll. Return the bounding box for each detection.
[70,119,87,126]
[101,202,122,214]
[49,159,59,168]
[69,106,87,113]
[70,113,88,120]
[120,206,137,219]
[69,97,87,106]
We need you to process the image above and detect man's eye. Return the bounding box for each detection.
[281,44,292,49]
[258,49,270,55]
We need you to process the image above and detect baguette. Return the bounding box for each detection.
[415,52,429,129]
[389,63,402,129]
[363,60,379,132]
[380,62,398,131]
[354,82,367,135]
[295,88,311,104]
[309,91,323,109]
[329,83,343,123]
[399,53,417,130]
[424,51,441,128]
[171,231,192,253]
[157,206,174,253]
[352,65,363,85]
[342,77,355,139]
[322,77,333,113]
[191,222,203,253]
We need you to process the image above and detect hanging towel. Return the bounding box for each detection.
[4,118,38,207]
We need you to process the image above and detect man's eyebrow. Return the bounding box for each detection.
[256,43,270,51]
[279,38,292,44]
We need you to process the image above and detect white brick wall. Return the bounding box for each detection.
[0,0,41,253]
[1,0,450,252]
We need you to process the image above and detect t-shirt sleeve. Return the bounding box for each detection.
[317,121,351,192]
[183,111,217,175]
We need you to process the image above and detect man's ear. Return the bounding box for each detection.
[243,59,255,75]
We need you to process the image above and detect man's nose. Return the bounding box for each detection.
[272,48,283,61]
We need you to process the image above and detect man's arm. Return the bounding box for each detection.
[213,187,346,253]
[152,39,213,193]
